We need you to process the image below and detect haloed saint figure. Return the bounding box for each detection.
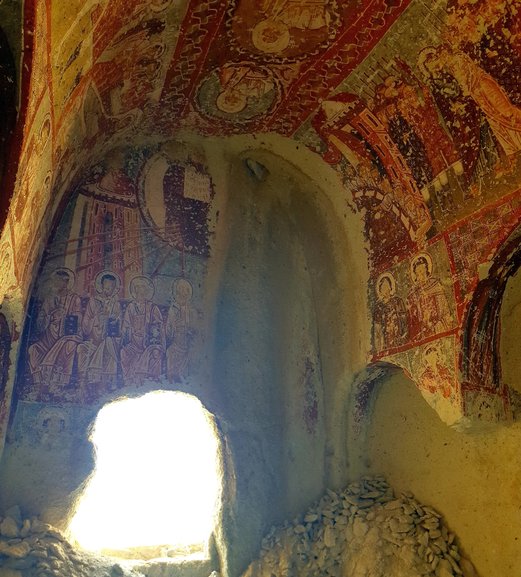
[28,268,83,397]
[407,253,452,341]
[373,272,408,352]
[77,271,122,400]
[166,278,197,382]
[121,276,165,386]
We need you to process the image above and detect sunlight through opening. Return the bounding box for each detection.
[68,391,221,559]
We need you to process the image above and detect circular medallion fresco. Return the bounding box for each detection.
[228,0,341,62]
[196,63,280,122]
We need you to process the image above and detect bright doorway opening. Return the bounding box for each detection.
[68,391,222,560]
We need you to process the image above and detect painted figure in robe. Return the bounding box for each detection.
[216,66,275,115]
[77,271,122,399]
[166,278,196,382]
[28,268,83,395]
[420,47,521,161]
[419,343,454,399]
[252,0,331,53]
[120,276,164,386]
[407,253,453,341]
[373,272,409,352]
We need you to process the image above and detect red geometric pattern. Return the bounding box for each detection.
[158,0,412,136]
[447,192,521,318]
[264,0,412,135]
[159,0,229,128]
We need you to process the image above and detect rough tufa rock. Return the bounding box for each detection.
[0,517,20,539]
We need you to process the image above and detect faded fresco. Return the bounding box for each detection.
[0,312,13,456]
[229,0,340,60]
[15,145,212,405]
[300,0,521,419]
[1,0,519,429]
[371,242,456,355]
[381,335,462,423]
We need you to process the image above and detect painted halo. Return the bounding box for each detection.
[172,277,193,300]
[150,42,166,61]
[51,267,76,290]
[94,270,121,295]
[129,275,155,301]
[376,271,396,299]
[252,18,291,54]
[38,114,52,150]
[43,171,52,192]
[410,252,433,281]
[416,46,439,78]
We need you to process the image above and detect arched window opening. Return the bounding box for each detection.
[68,390,222,561]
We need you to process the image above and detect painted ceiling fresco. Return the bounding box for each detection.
[0,0,520,445]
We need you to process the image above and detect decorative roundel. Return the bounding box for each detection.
[226,0,341,63]
[195,63,281,123]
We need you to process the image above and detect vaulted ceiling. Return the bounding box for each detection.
[0,0,521,435]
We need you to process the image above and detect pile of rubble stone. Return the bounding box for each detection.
[242,476,479,577]
[0,506,144,577]
[0,477,480,577]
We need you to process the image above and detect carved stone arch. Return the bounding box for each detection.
[459,223,521,423]
[345,362,404,475]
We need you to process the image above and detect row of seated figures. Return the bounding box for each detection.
[26,269,198,402]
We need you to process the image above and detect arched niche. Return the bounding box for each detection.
[500,255,521,399]
[359,367,521,577]
[209,146,369,576]
[0,140,221,529]
[460,223,521,422]
[0,135,370,577]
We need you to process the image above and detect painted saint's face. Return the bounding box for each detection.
[379,279,392,301]
[101,279,116,298]
[424,347,439,369]
[54,275,69,293]
[133,281,149,301]
[415,263,429,284]
[44,415,64,435]
[216,89,247,114]
[174,281,192,305]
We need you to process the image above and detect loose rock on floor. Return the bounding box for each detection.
[0,508,143,577]
[0,477,479,577]
[241,476,479,577]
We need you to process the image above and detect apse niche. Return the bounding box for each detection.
[500,267,521,395]
[0,142,220,552]
[0,140,363,577]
